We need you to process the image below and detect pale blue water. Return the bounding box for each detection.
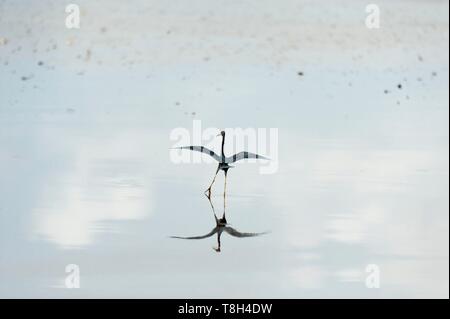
[0,0,448,298]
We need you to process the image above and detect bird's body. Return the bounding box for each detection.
[175,131,269,199]
[218,162,232,172]
[217,215,227,227]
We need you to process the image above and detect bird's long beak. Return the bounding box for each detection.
[216,133,221,137]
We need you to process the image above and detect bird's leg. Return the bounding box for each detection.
[207,195,220,225]
[205,165,220,199]
[223,169,228,210]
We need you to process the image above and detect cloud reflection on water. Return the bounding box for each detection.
[32,130,154,248]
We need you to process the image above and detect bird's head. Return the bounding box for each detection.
[213,246,221,253]
[217,131,225,137]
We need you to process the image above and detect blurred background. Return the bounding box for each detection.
[0,0,448,298]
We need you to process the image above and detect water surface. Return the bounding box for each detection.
[0,0,448,298]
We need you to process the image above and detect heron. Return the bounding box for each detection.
[175,130,269,199]
[170,196,269,252]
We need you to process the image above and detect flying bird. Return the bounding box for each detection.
[175,130,269,199]
[170,197,269,252]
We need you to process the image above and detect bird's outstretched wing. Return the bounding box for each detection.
[226,151,269,163]
[174,146,221,162]
[224,226,269,238]
[170,227,219,240]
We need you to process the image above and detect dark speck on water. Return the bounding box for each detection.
[38,61,44,66]
[398,84,402,89]
[384,89,389,94]
[298,71,304,76]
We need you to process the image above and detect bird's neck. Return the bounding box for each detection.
[221,134,225,160]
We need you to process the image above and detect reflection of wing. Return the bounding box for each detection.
[170,227,219,240]
[224,227,269,238]
[174,146,221,162]
[226,151,269,163]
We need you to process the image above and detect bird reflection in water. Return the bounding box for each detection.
[170,196,269,252]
